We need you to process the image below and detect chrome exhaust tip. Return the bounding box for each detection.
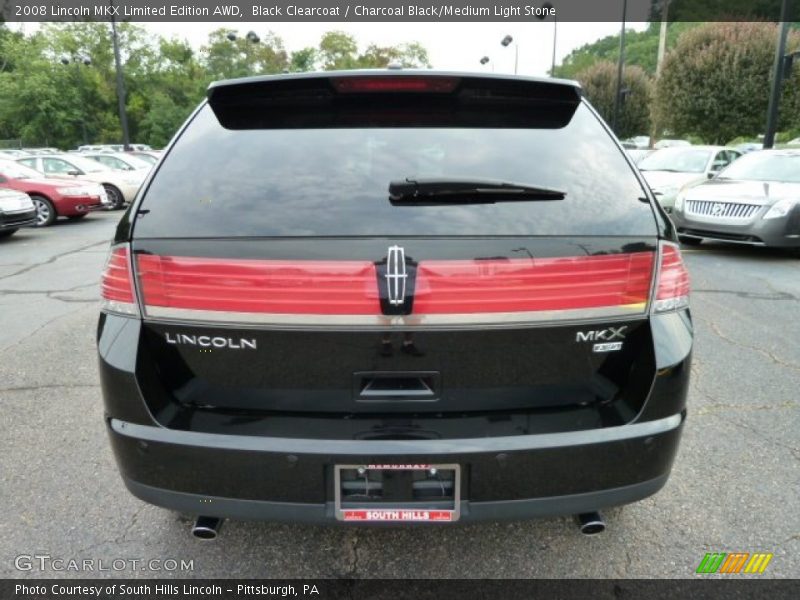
[192,516,223,540]
[576,511,606,535]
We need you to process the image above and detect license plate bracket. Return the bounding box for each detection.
[334,463,460,523]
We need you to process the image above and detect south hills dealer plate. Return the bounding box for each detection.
[334,464,461,523]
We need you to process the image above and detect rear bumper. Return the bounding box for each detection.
[108,413,684,523]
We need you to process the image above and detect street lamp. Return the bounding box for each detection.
[501,35,518,75]
[60,55,92,145]
[226,30,261,75]
[479,56,494,72]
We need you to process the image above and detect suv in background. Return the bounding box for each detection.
[98,71,692,536]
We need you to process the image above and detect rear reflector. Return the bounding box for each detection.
[331,76,459,94]
[137,255,381,315]
[653,242,690,313]
[100,245,138,316]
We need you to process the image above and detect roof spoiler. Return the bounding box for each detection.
[207,71,583,130]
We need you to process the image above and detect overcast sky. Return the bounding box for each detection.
[13,21,649,76]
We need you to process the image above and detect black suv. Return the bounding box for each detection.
[98,71,692,536]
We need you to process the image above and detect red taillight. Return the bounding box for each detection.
[414,253,654,314]
[653,242,690,313]
[137,255,381,315]
[100,245,138,315]
[130,251,661,325]
[332,76,459,94]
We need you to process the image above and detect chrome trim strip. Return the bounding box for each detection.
[142,303,648,329]
[111,414,683,455]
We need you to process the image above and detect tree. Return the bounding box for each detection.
[575,61,653,139]
[358,42,431,68]
[555,22,699,79]
[201,28,289,80]
[654,22,800,144]
[0,25,432,147]
[289,47,317,72]
[318,31,360,70]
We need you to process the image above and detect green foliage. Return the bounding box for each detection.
[574,61,653,139]
[317,31,430,70]
[654,22,800,144]
[555,22,699,79]
[0,25,430,148]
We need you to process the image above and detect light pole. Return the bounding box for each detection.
[501,35,518,75]
[764,0,791,149]
[479,56,493,72]
[60,55,91,145]
[612,0,628,135]
[109,0,131,151]
[536,2,557,76]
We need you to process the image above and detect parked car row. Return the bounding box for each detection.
[0,147,160,236]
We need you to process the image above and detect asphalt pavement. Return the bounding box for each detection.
[1,212,798,578]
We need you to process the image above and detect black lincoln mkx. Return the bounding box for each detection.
[98,71,692,538]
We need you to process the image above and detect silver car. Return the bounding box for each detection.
[671,149,800,254]
[639,146,741,212]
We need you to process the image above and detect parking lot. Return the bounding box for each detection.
[1,211,798,579]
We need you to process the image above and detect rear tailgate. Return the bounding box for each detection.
[126,72,661,431]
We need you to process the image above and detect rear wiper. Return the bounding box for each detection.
[388,178,566,205]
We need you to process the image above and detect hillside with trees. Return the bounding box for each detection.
[564,21,800,144]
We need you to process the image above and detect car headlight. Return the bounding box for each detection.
[763,198,797,220]
[56,187,90,196]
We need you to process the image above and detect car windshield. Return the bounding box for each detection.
[717,153,800,183]
[0,159,41,179]
[638,148,711,173]
[60,155,108,173]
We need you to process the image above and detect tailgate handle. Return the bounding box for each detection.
[355,372,439,401]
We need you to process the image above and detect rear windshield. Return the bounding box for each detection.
[135,101,656,238]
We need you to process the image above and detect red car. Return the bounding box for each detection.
[0,159,108,226]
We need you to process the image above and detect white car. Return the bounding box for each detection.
[17,154,147,210]
[638,146,742,212]
[0,188,36,238]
